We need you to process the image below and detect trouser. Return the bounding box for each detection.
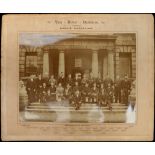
[82,95,90,103]
[98,96,106,106]
[121,89,129,105]
[91,95,98,103]
[115,90,121,103]
[27,90,36,103]
[74,101,82,110]
[41,93,47,103]
[106,97,112,110]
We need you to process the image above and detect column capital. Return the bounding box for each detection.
[59,50,64,53]
[108,50,114,54]
[92,48,99,52]
[43,50,49,53]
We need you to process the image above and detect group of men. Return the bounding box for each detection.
[25,72,131,110]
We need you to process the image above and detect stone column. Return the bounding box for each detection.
[43,51,49,77]
[115,52,120,77]
[108,51,114,80]
[103,55,108,79]
[58,51,65,76]
[92,50,98,78]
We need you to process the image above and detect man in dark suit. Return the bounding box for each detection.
[104,75,113,89]
[58,72,65,87]
[98,83,106,107]
[82,82,91,103]
[40,82,48,103]
[26,75,37,104]
[114,75,122,103]
[66,74,73,87]
[121,75,131,105]
[105,83,113,110]
[35,74,43,102]
[91,82,99,103]
[71,90,82,110]
[49,82,56,101]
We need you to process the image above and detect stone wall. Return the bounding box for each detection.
[115,34,136,79]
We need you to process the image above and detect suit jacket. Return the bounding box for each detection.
[26,79,36,91]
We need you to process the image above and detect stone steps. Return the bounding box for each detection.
[26,108,127,112]
[26,103,127,112]
[24,102,128,123]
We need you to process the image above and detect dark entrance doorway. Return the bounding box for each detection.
[65,49,92,77]
[49,50,59,78]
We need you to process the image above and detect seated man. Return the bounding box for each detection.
[56,83,64,102]
[64,83,72,101]
[82,82,91,103]
[46,89,52,102]
[98,83,106,107]
[90,82,99,103]
[70,90,82,110]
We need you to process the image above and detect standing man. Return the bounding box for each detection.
[26,74,36,104]
[114,75,122,103]
[41,82,48,103]
[64,83,72,102]
[56,82,64,102]
[72,81,81,93]
[49,74,57,86]
[82,82,91,103]
[105,83,113,110]
[71,90,82,110]
[121,75,131,105]
[58,72,65,87]
[74,73,81,86]
[66,74,73,87]
[98,83,106,107]
[36,74,43,102]
[91,82,99,103]
[49,82,56,101]
[104,75,113,89]
[88,71,94,87]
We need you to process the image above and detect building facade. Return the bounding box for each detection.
[19,33,136,80]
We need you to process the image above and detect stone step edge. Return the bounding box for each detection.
[30,103,126,106]
[25,108,127,112]
[26,107,127,110]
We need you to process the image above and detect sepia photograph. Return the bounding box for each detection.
[19,33,136,123]
[1,14,154,141]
